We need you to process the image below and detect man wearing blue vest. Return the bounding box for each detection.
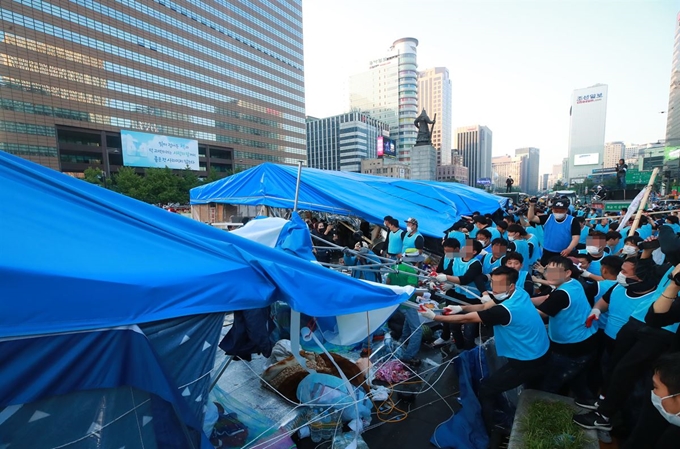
[382,218,405,259]
[573,231,680,431]
[445,221,469,249]
[434,239,486,349]
[503,252,533,295]
[419,266,550,444]
[401,217,424,261]
[506,224,534,268]
[477,238,509,292]
[534,256,598,401]
[574,262,680,430]
[528,198,581,264]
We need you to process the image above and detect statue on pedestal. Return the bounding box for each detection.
[414,109,436,147]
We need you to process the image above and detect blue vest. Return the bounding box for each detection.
[524,234,543,267]
[488,228,501,241]
[453,258,480,299]
[637,223,653,240]
[605,285,657,339]
[447,230,467,249]
[595,223,609,234]
[387,230,404,254]
[494,289,550,361]
[577,210,585,217]
[511,239,531,266]
[469,227,479,239]
[543,215,574,253]
[594,280,617,330]
[670,223,680,235]
[578,225,589,245]
[548,279,597,344]
[482,253,503,275]
[588,255,603,276]
[527,224,544,244]
[401,231,422,253]
[631,265,680,333]
[517,270,529,292]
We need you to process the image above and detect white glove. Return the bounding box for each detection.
[418,307,436,320]
[481,293,493,304]
[443,305,463,315]
[581,270,592,278]
[428,281,438,290]
[589,308,601,318]
[436,274,448,282]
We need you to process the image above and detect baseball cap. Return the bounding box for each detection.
[552,199,569,209]
[406,217,418,226]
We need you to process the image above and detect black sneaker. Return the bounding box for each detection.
[574,398,599,410]
[573,411,612,431]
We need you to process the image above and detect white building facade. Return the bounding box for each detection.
[418,67,452,165]
[567,84,609,183]
[349,38,419,163]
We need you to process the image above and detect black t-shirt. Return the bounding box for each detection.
[537,289,595,356]
[478,303,511,326]
[645,300,680,328]
[537,215,581,236]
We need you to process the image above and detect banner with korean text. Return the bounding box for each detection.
[121,130,199,170]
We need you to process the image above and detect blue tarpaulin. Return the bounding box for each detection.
[0,151,415,448]
[190,163,507,237]
[0,152,414,339]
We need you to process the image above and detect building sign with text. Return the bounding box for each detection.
[121,130,199,171]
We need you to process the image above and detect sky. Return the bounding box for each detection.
[302,0,677,175]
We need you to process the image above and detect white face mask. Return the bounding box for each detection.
[477,239,487,246]
[617,272,636,286]
[622,245,637,255]
[553,213,566,220]
[585,245,601,255]
[406,225,413,232]
[494,290,512,301]
[508,235,516,241]
[651,391,680,426]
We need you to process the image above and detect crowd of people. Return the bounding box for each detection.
[305,197,680,449]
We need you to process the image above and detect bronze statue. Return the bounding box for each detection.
[414,109,436,146]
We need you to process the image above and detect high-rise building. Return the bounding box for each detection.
[604,142,626,170]
[0,1,305,177]
[665,11,680,148]
[515,147,540,193]
[540,173,550,191]
[455,125,492,187]
[547,163,563,190]
[418,67,451,165]
[567,84,608,183]
[306,112,389,172]
[491,155,522,191]
[349,38,418,163]
[561,158,569,184]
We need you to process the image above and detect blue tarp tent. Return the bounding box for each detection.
[0,151,413,448]
[189,163,507,238]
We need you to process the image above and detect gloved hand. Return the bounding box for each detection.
[581,270,592,279]
[436,274,448,282]
[443,305,463,315]
[481,293,493,303]
[342,248,351,255]
[418,305,436,320]
[585,308,601,328]
[427,281,438,291]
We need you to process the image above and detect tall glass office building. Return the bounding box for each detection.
[349,37,418,163]
[0,0,305,177]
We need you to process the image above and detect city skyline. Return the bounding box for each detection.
[303,1,676,175]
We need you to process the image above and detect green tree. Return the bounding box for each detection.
[139,167,183,204]
[83,167,104,186]
[113,166,144,200]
